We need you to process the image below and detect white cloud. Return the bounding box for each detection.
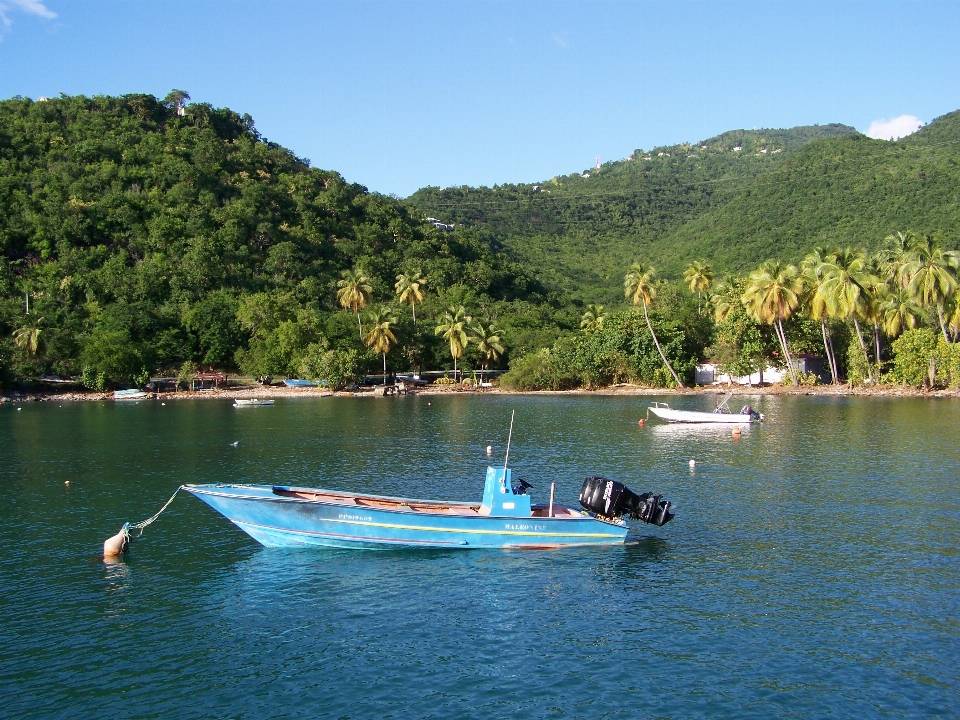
[552,33,568,49]
[0,0,56,29]
[865,115,925,141]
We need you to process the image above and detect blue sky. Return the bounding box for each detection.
[1,0,958,196]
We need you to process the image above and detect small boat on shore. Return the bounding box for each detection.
[283,378,317,388]
[184,467,673,549]
[113,389,150,400]
[648,401,762,424]
[233,399,275,407]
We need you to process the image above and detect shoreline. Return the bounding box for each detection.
[2,381,958,403]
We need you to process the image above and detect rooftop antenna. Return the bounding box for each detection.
[503,410,515,471]
[595,156,601,172]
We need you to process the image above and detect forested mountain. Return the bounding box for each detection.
[0,93,553,385]
[408,116,960,304]
[3,92,958,390]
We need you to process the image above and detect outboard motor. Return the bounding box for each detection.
[740,405,763,421]
[579,476,674,526]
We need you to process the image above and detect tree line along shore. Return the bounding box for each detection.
[2,93,959,395]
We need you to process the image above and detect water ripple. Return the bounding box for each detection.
[1,396,958,718]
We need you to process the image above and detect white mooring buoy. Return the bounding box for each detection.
[689,459,696,469]
[103,526,129,557]
[486,445,492,456]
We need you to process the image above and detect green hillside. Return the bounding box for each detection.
[0,93,552,385]
[665,112,960,272]
[3,92,958,391]
[408,115,960,303]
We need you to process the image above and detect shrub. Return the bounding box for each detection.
[845,342,874,385]
[890,329,938,387]
[934,337,960,387]
[81,365,106,391]
[499,348,579,391]
[300,347,361,390]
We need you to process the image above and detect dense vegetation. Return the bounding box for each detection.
[409,116,960,302]
[0,93,571,389]
[3,93,959,392]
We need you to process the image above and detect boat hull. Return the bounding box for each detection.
[649,406,756,424]
[114,390,150,400]
[185,484,628,549]
[282,379,317,388]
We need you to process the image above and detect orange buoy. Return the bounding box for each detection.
[732,427,742,438]
[638,419,645,426]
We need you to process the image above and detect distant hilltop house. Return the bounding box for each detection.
[425,217,455,231]
[733,146,742,152]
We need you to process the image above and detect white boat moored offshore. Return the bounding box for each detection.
[648,399,763,424]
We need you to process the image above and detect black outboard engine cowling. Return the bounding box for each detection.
[579,476,674,526]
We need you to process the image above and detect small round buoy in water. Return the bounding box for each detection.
[638,419,645,426]
[689,459,696,469]
[64,480,70,486]
[103,526,129,557]
[732,427,742,437]
[486,445,492,455]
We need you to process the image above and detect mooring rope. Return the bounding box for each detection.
[124,485,186,540]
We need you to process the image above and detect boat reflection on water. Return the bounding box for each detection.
[648,422,755,438]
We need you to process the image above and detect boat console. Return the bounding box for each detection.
[579,476,673,526]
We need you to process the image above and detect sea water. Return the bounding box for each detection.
[1,394,957,718]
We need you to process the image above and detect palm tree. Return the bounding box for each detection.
[819,247,877,380]
[470,321,504,371]
[878,230,915,287]
[363,307,397,385]
[710,280,740,323]
[881,287,921,338]
[861,263,887,365]
[683,260,714,315]
[801,247,840,384]
[902,233,960,342]
[580,304,606,332]
[13,319,44,358]
[624,262,684,387]
[946,290,960,342]
[395,272,426,323]
[336,268,372,338]
[434,305,470,377]
[742,260,803,386]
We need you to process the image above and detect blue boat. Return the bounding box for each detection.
[184,467,673,549]
[282,378,317,387]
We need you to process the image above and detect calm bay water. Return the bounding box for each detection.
[1,393,957,719]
